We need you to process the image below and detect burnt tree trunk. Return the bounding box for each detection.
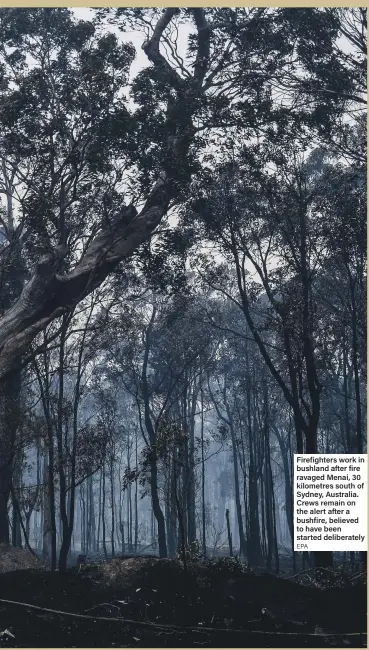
[0,369,21,544]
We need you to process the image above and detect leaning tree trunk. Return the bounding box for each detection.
[0,9,211,387]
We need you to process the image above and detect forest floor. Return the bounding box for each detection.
[0,552,366,648]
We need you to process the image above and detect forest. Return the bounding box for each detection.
[0,6,366,648]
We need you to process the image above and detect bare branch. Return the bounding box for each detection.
[142,8,183,89]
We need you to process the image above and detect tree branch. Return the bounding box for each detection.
[0,9,210,382]
[191,9,211,85]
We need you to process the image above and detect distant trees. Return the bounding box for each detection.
[96,294,216,558]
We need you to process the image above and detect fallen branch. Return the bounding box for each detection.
[0,598,366,639]
[349,571,367,582]
[84,602,122,614]
[287,567,336,580]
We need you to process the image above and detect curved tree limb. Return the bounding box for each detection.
[0,198,165,381]
[0,597,365,639]
[142,8,183,90]
[0,8,212,382]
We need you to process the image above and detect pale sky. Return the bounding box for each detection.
[72,7,195,84]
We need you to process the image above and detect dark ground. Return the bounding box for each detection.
[0,556,366,647]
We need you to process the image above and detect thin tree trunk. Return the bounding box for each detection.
[97,470,102,553]
[134,433,138,552]
[11,458,22,548]
[141,308,167,557]
[200,382,206,557]
[349,275,363,454]
[225,509,233,557]
[0,370,21,544]
[89,475,96,552]
[110,459,115,557]
[102,465,107,558]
